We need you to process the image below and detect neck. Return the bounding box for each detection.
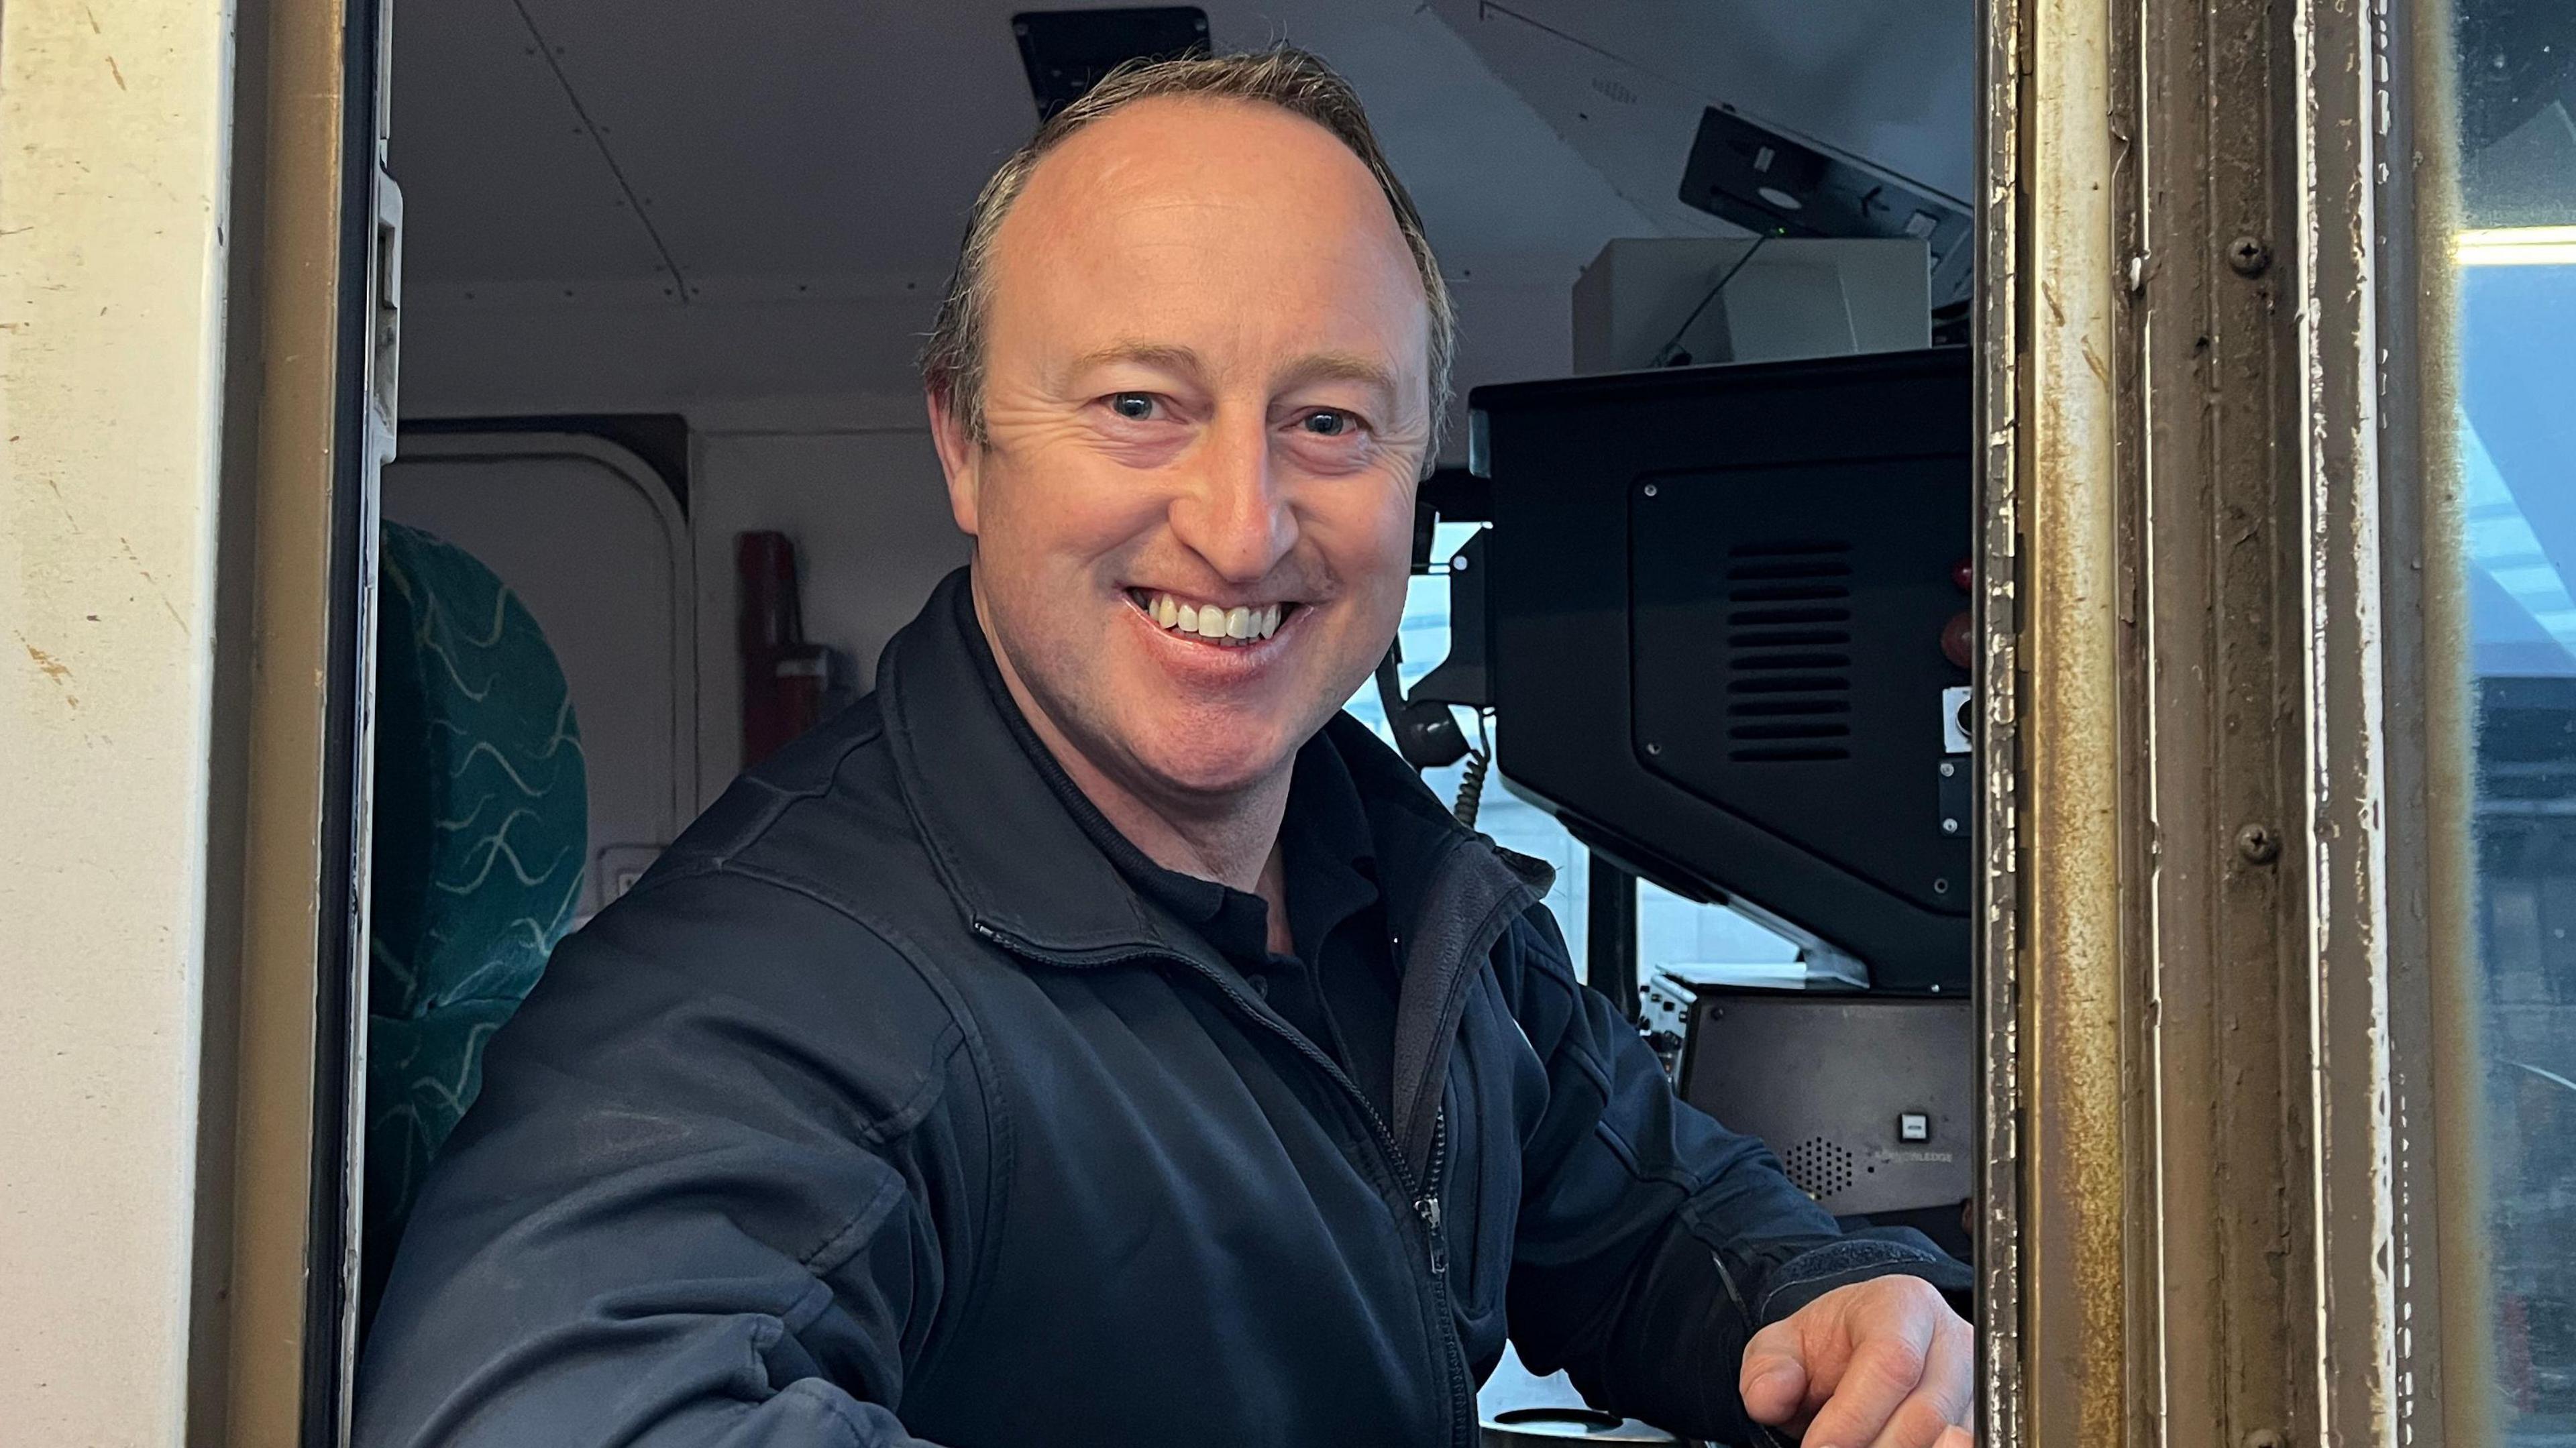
[973,585,1291,895]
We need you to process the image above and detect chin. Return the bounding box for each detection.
[1126,721,1301,800]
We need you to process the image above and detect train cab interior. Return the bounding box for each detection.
[13,0,2576,1438]
[368,1,1971,1437]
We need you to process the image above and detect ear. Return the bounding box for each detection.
[926,388,983,537]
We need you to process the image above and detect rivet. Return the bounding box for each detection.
[2236,822,2280,863]
[1932,877,1950,895]
[2227,235,2273,276]
[1644,740,1663,755]
[1941,818,1960,835]
[1642,483,1660,498]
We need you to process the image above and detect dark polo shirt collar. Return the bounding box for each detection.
[950,574,1399,1107]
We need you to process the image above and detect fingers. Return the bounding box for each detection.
[1934,1427,1974,1448]
[1799,1294,1938,1448]
[1737,1317,1813,1427]
[1862,1311,1973,1448]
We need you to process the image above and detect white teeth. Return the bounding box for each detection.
[1142,592,1288,645]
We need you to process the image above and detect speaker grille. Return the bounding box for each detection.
[1782,1135,1856,1201]
[1724,541,1854,762]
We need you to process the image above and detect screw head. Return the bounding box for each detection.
[2228,235,2273,276]
[2237,822,2281,863]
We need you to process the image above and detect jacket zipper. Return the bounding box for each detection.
[971,920,1473,1446]
[1417,1104,1472,1448]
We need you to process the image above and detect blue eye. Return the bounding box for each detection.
[1301,410,1356,437]
[1110,393,1156,421]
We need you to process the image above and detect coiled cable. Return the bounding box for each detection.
[1452,710,1496,828]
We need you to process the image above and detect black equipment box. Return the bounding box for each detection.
[1466,348,1973,991]
[1676,987,1972,1217]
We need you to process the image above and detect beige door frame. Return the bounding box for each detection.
[190,0,389,1443]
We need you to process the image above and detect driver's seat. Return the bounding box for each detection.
[361,520,588,1325]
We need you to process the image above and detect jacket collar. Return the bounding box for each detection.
[877,567,1553,965]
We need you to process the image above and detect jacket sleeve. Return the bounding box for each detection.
[355,865,994,1448]
[1500,907,1970,1444]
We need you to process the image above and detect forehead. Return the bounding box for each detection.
[983,97,1430,380]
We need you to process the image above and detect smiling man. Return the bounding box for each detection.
[358,48,1972,1448]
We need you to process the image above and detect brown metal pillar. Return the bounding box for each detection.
[1978,0,2470,1438]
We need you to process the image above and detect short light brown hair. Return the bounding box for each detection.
[920,46,1455,453]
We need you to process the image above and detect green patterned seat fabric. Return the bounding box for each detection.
[364,521,586,1315]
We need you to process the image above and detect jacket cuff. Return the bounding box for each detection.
[1753,1230,1975,1326]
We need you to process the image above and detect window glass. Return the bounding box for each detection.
[1342,523,1800,982]
[2446,1,2576,1430]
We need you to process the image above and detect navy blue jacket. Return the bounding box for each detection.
[356,570,1966,1447]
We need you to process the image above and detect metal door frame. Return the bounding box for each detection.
[1977,0,2485,1439]
[191,0,396,1441]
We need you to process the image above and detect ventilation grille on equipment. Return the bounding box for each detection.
[1782,1135,1855,1201]
[1724,541,1854,763]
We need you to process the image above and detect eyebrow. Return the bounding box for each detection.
[1273,351,1401,401]
[1065,341,1205,378]
[1061,343,1401,404]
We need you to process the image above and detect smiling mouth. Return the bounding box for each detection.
[1126,590,1301,648]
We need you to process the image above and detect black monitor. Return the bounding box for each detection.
[1466,347,1974,993]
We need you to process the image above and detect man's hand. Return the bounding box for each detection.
[1737,1275,1972,1447]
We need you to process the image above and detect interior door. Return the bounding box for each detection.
[382,431,697,915]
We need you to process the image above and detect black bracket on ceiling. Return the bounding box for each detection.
[1676,106,1975,305]
[1012,8,1212,123]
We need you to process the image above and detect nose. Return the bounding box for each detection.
[1169,410,1297,584]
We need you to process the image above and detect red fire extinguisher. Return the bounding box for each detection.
[738,531,831,768]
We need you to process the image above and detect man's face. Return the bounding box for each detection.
[932,97,1433,807]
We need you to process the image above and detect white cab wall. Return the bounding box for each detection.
[394,288,970,806]
[688,427,966,805]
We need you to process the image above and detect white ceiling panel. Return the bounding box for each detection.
[1230,0,1676,280]
[389,0,679,295]
[388,1,1821,297]
[518,0,1034,292]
